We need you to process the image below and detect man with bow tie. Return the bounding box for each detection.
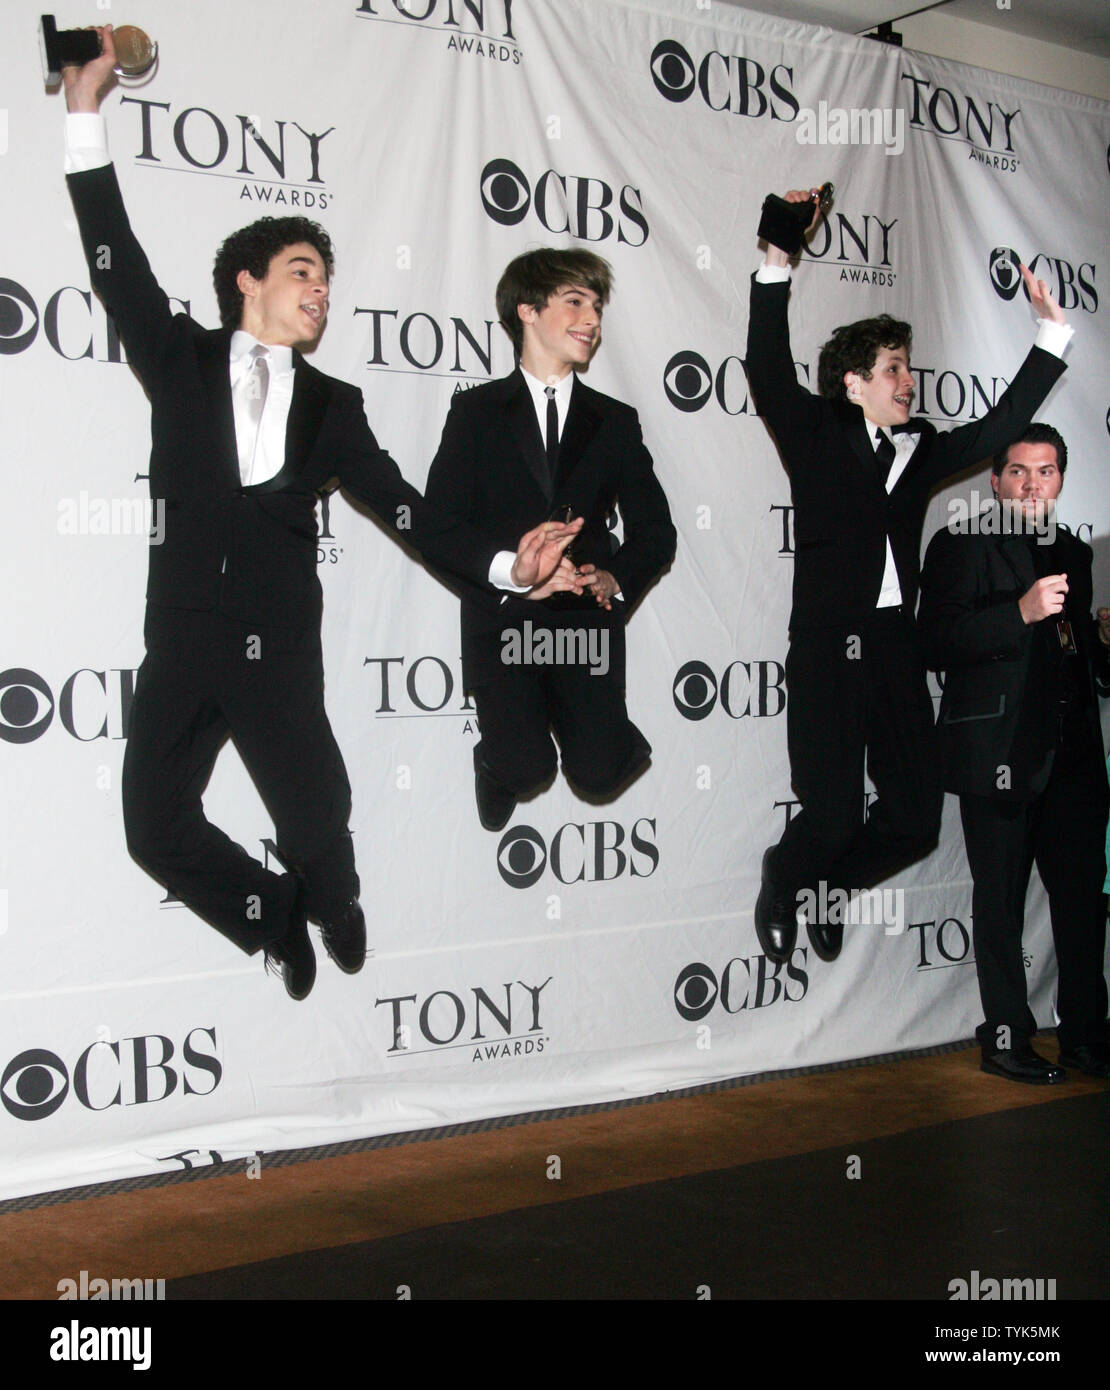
[745,187,1072,968]
[59,30,579,1000]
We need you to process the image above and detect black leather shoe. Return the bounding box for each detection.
[474,748,516,832]
[319,898,367,975]
[1057,1044,1110,1078]
[805,892,844,963]
[754,848,796,964]
[265,892,316,1001]
[980,1047,1064,1085]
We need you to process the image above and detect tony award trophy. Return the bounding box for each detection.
[40,15,157,84]
[757,181,834,255]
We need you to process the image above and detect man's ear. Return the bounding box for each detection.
[517,301,537,327]
[989,473,1000,497]
[236,268,259,303]
[843,370,860,400]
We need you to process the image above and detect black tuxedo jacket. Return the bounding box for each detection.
[424,369,675,685]
[918,517,1109,800]
[66,163,496,630]
[744,275,1067,633]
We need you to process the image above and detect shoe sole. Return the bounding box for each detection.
[979,1061,1063,1084]
[323,945,366,976]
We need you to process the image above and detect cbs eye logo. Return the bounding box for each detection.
[650,40,696,103]
[0,669,55,743]
[0,279,40,354]
[988,247,1023,301]
[672,661,717,720]
[496,825,547,888]
[673,963,718,1021]
[663,351,713,412]
[481,158,532,226]
[1,1049,69,1120]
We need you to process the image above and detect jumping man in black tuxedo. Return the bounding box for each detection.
[919,424,1110,1083]
[745,187,1073,967]
[424,248,676,830]
[60,30,580,1000]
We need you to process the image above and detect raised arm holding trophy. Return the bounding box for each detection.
[52,25,584,1002]
[744,181,1073,971]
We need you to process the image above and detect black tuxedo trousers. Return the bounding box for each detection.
[769,606,942,907]
[123,608,357,954]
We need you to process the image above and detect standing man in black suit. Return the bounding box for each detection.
[424,248,675,830]
[60,32,579,999]
[745,188,1072,966]
[919,424,1110,1082]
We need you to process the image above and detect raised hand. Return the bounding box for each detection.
[763,187,824,267]
[1019,262,1066,325]
[61,25,117,113]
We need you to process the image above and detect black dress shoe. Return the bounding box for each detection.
[1057,1044,1110,1078]
[754,848,796,965]
[805,892,844,962]
[265,893,316,1001]
[474,748,516,832]
[980,1047,1064,1085]
[319,898,367,975]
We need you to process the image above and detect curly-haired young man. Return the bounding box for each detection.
[59,29,579,1001]
[744,188,1073,969]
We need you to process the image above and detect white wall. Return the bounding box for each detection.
[898,10,1110,101]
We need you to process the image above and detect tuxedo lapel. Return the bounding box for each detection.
[196,329,240,488]
[505,372,553,501]
[840,404,884,491]
[553,378,603,492]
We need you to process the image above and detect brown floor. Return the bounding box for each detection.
[2,1040,1101,1300]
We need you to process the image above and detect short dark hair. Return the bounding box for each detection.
[817,314,912,401]
[992,422,1068,476]
[212,217,335,329]
[495,247,613,356]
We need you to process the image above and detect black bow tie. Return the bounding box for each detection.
[889,422,917,435]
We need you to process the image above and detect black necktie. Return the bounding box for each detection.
[875,430,895,486]
[545,386,559,480]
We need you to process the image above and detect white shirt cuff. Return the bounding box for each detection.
[755,261,791,284]
[65,112,110,174]
[1033,318,1074,358]
[490,550,531,593]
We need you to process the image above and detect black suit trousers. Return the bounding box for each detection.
[768,607,943,905]
[122,608,358,954]
[959,718,1109,1054]
[472,612,649,798]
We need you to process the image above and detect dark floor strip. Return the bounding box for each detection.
[165,1091,1110,1301]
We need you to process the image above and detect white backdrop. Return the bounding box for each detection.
[2,0,1108,1200]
